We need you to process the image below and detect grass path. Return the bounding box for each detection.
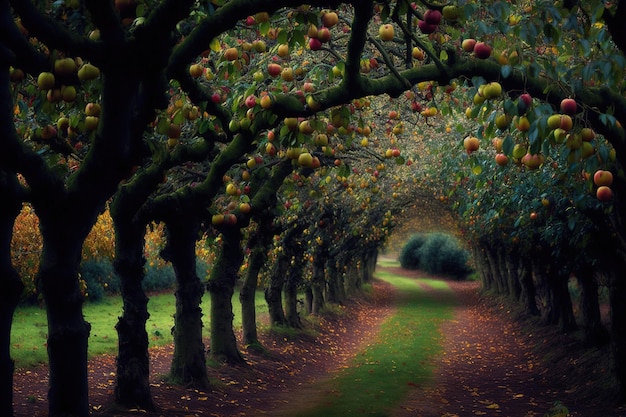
[271,262,457,417]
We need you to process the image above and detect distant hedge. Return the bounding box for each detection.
[399,232,473,280]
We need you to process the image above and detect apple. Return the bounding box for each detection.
[314,133,329,146]
[277,44,289,57]
[530,212,538,220]
[309,37,322,51]
[495,114,511,129]
[424,9,442,25]
[260,94,273,110]
[412,47,425,61]
[474,42,492,59]
[418,20,437,34]
[547,114,562,130]
[46,88,62,103]
[461,38,477,52]
[553,128,567,143]
[307,24,318,39]
[378,24,394,41]
[593,170,613,186]
[482,82,502,99]
[281,67,294,81]
[303,82,315,93]
[54,58,77,76]
[265,142,277,156]
[299,120,314,134]
[519,93,532,108]
[9,68,24,83]
[253,39,267,53]
[512,144,527,159]
[492,137,504,151]
[306,95,321,111]
[284,117,298,130]
[298,152,313,167]
[57,117,70,131]
[516,116,530,132]
[317,27,331,43]
[77,63,100,81]
[85,102,101,117]
[463,136,480,153]
[226,183,238,196]
[211,93,222,103]
[224,47,239,61]
[189,63,204,78]
[581,127,596,141]
[238,203,251,214]
[212,214,225,226]
[596,185,613,201]
[245,94,258,108]
[268,63,282,77]
[37,72,55,90]
[495,153,509,166]
[392,148,401,157]
[61,85,77,102]
[559,114,573,131]
[560,98,577,115]
[84,116,99,131]
[442,5,461,21]
[521,153,544,170]
[245,16,256,25]
[322,11,338,28]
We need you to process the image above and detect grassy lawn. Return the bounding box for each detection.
[293,266,457,417]
[10,290,268,369]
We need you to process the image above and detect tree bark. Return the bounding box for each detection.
[163,221,210,388]
[518,262,539,316]
[0,172,23,417]
[207,227,245,364]
[310,248,326,315]
[38,240,91,417]
[265,252,288,326]
[240,221,274,347]
[112,219,154,410]
[576,266,608,347]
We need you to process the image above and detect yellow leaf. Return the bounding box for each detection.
[487,403,500,409]
[210,38,221,52]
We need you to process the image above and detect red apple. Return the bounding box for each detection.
[463,136,480,153]
[317,27,331,43]
[424,9,442,25]
[244,94,257,108]
[309,37,322,50]
[596,185,613,201]
[268,63,282,77]
[322,11,338,28]
[418,20,437,34]
[593,170,613,186]
[495,153,509,166]
[474,42,492,59]
[560,98,577,115]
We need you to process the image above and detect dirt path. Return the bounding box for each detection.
[11,262,626,416]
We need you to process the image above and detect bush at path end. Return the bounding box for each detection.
[399,232,473,280]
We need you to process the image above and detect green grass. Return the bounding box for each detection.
[291,268,457,417]
[10,290,268,369]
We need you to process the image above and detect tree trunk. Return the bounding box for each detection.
[0,174,23,417]
[532,260,558,325]
[207,227,245,364]
[519,262,539,316]
[310,249,326,315]
[284,262,304,328]
[551,270,578,333]
[112,219,154,410]
[325,261,341,304]
[38,240,91,417]
[162,221,209,388]
[504,252,522,301]
[240,222,274,347]
[576,266,608,347]
[265,253,288,326]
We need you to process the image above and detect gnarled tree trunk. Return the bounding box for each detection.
[207,227,245,364]
[163,221,210,388]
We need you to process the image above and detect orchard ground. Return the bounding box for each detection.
[11,257,626,417]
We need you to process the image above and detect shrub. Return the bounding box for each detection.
[143,263,176,292]
[399,233,428,269]
[400,232,473,279]
[80,259,121,302]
